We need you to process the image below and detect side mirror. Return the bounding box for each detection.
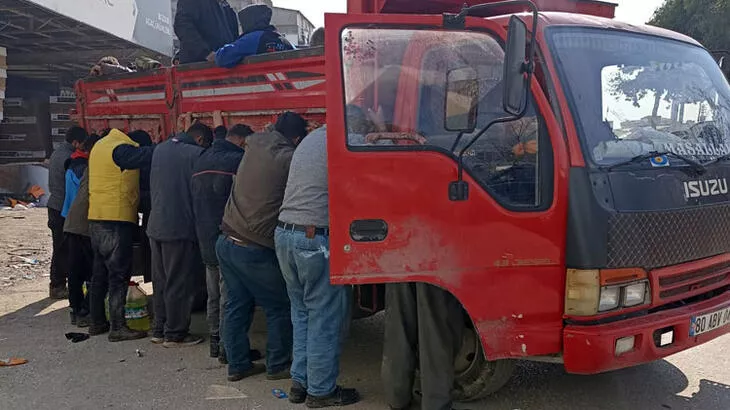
[503,16,528,116]
[445,67,479,132]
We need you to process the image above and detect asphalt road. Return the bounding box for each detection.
[1,279,729,410]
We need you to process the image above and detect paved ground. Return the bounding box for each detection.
[1,210,729,409]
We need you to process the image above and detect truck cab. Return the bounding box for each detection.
[74,0,730,401]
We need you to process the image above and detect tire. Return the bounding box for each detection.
[453,324,516,402]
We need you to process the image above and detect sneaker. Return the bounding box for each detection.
[76,315,91,328]
[88,322,110,336]
[249,349,263,362]
[266,367,291,381]
[108,327,148,342]
[306,386,360,408]
[163,334,204,348]
[218,347,228,364]
[49,286,69,300]
[227,363,266,382]
[290,381,307,404]
[70,312,77,326]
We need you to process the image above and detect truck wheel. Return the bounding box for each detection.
[453,325,516,402]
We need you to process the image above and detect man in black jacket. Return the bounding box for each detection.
[191,123,252,362]
[148,123,212,348]
[174,0,239,64]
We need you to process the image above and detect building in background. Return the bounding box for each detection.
[170,0,315,47]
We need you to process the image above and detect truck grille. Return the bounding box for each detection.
[653,257,730,304]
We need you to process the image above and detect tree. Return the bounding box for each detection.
[650,0,730,52]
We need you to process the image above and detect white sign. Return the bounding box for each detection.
[27,0,173,56]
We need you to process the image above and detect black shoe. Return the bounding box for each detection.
[218,347,228,364]
[249,349,263,361]
[306,386,360,408]
[76,315,91,328]
[266,367,291,381]
[88,322,110,336]
[290,381,307,404]
[70,312,77,326]
[108,327,148,342]
[210,335,220,358]
[163,334,204,348]
[227,363,266,381]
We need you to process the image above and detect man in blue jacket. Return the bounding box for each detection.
[215,4,295,69]
[191,123,253,362]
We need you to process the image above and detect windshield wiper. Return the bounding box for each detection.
[604,151,707,174]
[703,152,730,167]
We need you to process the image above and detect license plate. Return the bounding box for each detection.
[689,306,730,337]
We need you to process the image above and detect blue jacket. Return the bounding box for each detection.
[191,139,244,265]
[215,28,294,68]
[61,153,89,218]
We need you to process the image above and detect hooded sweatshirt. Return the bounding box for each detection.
[215,4,295,69]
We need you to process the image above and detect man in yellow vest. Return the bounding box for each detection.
[87,129,148,342]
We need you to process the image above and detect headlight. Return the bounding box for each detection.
[566,269,651,316]
[599,286,621,311]
[623,282,649,307]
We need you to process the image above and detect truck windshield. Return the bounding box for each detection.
[549,28,730,166]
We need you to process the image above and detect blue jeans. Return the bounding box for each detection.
[274,227,349,397]
[216,235,292,376]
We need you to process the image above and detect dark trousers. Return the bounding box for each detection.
[216,236,292,376]
[150,239,202,341]
[47,208,68,289]
[382,283,464,410]
[89,221,135,331]
[66,234,93,314]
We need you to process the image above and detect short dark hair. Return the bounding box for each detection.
[274,112,308,141]
[187,122,214,145]
[228,124,254,139]
[128,130,153,147]
[214,126,228,140]
[99,128,112,138]
[65,126,88,144]
[82,134,102,152]
[310,27,325,47]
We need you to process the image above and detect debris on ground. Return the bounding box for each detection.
[0,209,52,291]
[0,357,28,367]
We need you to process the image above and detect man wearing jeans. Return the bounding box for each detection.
[217,112,307,382]
[275,126,360,408]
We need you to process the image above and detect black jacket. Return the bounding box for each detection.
[147,133,204,242]
[191,139,244,265]
[112,144,155,214]
[174,0,239,64]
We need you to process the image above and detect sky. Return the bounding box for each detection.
[274,0,668,28]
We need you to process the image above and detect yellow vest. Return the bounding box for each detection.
[88,129,141,223]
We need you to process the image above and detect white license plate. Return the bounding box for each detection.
[689,307,730,337]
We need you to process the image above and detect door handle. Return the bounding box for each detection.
[349,219,388,242]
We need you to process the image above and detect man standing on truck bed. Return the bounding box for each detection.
[215,4,294,69]
[216,112,308,382]
[148,123,213,348]
[191,116,253,362]
[174,0,239,64]
[87,129,147,342]
[47,126,88,300]
[275,124,360,407]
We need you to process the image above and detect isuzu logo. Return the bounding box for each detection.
[683,178,729,199]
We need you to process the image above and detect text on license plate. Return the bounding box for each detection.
[690,307,730,337]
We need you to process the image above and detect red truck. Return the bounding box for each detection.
[74,0,730,401]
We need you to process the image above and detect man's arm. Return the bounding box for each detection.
[215,33,264,69]
[112,145,155,171]
[174,0,211,61]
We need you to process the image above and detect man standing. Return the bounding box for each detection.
[174,0,239,64]
[148,122,212,348]
[217,112,307,382]
[275,126,360,407]
[47,126,88,299]
[87,129,147,342]
[382,284,464,410]
[192,122,252,361]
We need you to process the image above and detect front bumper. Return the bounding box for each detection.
[563,290,730,374]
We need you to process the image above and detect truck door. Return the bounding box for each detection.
[324,13,570,358]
